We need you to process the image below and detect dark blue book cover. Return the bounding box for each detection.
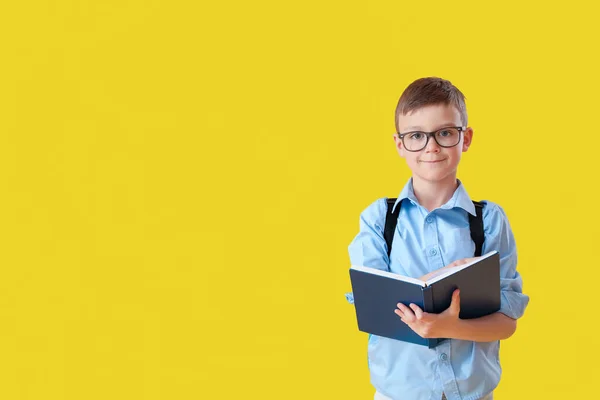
[349,251,501,348]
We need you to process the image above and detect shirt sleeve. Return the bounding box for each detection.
[482,202,530,319]
[345,198,389,304]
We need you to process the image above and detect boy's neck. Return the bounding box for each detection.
[411,175,459,212]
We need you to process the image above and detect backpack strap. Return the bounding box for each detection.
[468,201,485,257]
[384,198,400,259]
[384,198,486,258]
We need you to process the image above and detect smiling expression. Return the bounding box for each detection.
[394,104,473,183]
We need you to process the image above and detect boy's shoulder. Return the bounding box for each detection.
[476,199,509,215]
[357,197,389,224]
[466,199,513,234]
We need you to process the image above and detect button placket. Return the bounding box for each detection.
[437,342,460,399]
[424,214,440,261]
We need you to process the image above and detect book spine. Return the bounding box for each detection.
[422,285,434,313]
[422,286,438,348]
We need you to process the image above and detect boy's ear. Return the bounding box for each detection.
[462,127,474,152]
[393,133,406,158]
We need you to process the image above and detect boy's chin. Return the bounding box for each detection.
[413,170,455,183]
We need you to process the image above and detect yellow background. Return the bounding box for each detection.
[0,0,597,398]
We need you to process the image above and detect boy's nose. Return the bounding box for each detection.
[424,135,441,152]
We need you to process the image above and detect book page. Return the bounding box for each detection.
[350,265,426,287]
[420,266,462,281]
[424,250,498,286]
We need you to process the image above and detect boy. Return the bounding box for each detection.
[347,77,529,400]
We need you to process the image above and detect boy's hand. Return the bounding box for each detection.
[418,257,480,281]
[394,289,461,339]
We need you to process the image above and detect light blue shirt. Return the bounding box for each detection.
[346,178,529,400]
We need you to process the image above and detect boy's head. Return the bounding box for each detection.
[393,77,473,184]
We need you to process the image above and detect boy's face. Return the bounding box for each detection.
[393,103,473,183]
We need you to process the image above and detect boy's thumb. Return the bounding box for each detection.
[451,289,461,313]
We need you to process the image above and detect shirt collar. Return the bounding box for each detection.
[392,178,476,216]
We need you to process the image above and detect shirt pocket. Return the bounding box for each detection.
[440,227,475,262]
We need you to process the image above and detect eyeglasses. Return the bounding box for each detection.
[396,126,465,152]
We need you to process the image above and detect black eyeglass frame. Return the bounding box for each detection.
[396,126,465,152]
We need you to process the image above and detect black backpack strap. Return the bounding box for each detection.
[469,201,485,257]
[384,198,401,259]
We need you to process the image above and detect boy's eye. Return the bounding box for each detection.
[438,129,454,137]
[408,132,424,140]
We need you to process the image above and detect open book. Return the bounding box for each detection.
[349,251,501,348]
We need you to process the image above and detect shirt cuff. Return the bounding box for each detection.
[499,290,530,319]
[345,292,354,304]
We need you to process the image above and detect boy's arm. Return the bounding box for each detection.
[483,202,530,322]
[396,202,529,341]
[452,202,528,341]
[396,289,517,341]
[345,198,390,304]
[347,198,390,271]
[453,311,517,341]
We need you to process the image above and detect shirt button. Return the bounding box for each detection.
[429,248,437,256]
[426,216,434,224]
[439,353,448,362]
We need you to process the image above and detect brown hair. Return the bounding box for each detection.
[395,77,467,132]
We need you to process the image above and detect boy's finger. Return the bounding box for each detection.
[394,309,405,319]
[450,290,461,313]
[397,303,416,322]
[397,303,408,312]
[395,304,405,318]
[409,303,424,320]
[453,289,460,301]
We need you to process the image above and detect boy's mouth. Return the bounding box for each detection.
[419,159,446,163]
